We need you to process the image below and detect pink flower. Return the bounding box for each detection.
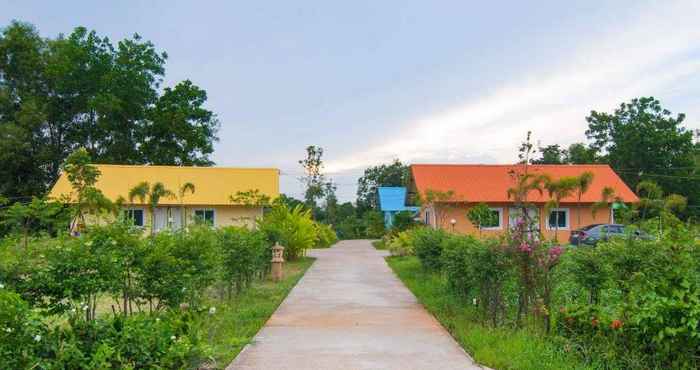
[548,246,563,262]
[519,242,532,253]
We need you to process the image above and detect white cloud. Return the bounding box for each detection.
[326,0,700,174]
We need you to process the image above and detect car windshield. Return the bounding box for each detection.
[580,224,600,231]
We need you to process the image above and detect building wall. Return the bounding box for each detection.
[79,205,263,233]
[420,202,613,241]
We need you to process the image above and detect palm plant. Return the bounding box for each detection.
[592,186,620,223]
[574,172,594,229]
[128,181,175,235]
[544,177,578,242]
[178,182,195,229]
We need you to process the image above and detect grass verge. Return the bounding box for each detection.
[372,240,387,250]
[199,257,315,369]
[386,256,591,370]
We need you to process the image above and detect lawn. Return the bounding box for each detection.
[386,256,592,370]
[371,240,387,250]
[198,257,315,369]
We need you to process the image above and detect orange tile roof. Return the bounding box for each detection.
[410,164,638,204]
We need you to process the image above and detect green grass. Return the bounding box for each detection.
[386,256,592,370]
[372,240,387,250]
[199,257,315,369]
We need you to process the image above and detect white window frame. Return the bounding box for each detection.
[546,208,570,230]
[482,207,504,230]
[194,208,216,226]
[125,207,145,228]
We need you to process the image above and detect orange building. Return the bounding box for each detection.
[407,164,638,241]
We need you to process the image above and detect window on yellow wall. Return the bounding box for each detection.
[194,209,215,226]
[124,208,144,227]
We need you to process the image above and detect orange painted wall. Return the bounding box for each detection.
[421,203,613,242]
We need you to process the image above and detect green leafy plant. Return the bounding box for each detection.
[128,181,175,235]
[412,227,449,270]
[466,202,497,237]
[257,203,317,260]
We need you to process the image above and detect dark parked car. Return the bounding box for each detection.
[569,224,652,246]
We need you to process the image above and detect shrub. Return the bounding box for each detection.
[314,223,338,248]
[0,289,49,369]
[168,226,220,306]
[412,227,449,270]
[384,230,415,256]
[335,216,364,239]
[363,210,385,239]
[258,204,317,260]
[557,227,700,368]
[442,235,511,326]
[392,211,417,232]
[387,229,416,256]
[219,227,270,295]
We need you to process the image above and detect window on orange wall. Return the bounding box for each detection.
[547,208,569,230]
[482,208,503,230]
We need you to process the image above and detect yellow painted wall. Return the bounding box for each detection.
[76,205,263,234]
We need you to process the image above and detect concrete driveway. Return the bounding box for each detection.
[227,239,483,370]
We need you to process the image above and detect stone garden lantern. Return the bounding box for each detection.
[271,243,285,282]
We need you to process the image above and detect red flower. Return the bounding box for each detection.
[591,317,599,327]
[610,319,623,330]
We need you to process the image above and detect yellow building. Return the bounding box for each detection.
[49,164,279,231]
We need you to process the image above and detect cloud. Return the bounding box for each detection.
[325,0,700,174]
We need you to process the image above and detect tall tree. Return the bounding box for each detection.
[298,145,328,213]
[0,21,219,199]
[356,159,409,212]
[531,144,567,164]
[586,97,696,214]
[566,143,598,164]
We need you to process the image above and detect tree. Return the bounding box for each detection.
[574,172,595,229]
[592,186,620,223]
[567,143,598,164]
[0,21,219,200]
[467,202,497,237]
[586,97,696,215]
[356,159,409,212]
[544,177,578,242]
[531,144,567,164]
[128,181,174,235]
[230,189,271,207]
[2,197,64,247]
[420,189,460,229]
[298,145,328,213]
[62,148,113,229]
[322,182,339,226]
[178,182,195,229]
[531,143,598,164]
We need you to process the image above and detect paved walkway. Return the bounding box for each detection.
[228,240,482,370]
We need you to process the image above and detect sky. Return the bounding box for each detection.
[3,0,700,202]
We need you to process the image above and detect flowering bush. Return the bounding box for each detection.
[0,289,50,369]
[557,227,700,368]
